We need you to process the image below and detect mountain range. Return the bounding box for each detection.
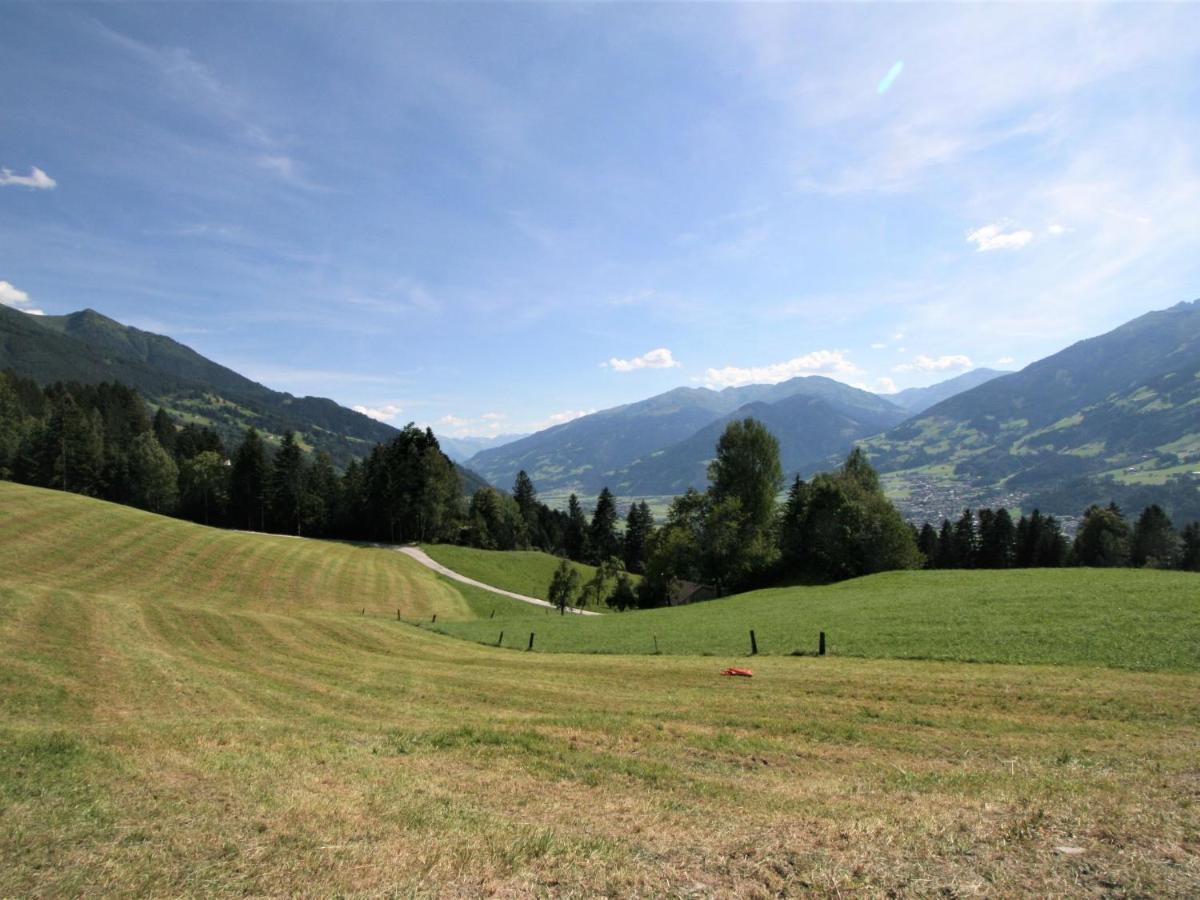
[464,299,1200,524]
[468,374,938,497]
[7,298,1199,525]
[865,299,1200,522]
[0,305,488,490]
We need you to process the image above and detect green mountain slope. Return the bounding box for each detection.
[611,393,898,496]
[1,306,486,489]
[468,376,909,496]
[867,299,1200,520]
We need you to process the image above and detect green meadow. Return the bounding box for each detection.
[428,566,1200,671]
[420,543,612,601]
[2,482,1198,896]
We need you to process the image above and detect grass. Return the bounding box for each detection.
[431,567,1200,671]
[421,542,638,604]
[2,481,1199,896]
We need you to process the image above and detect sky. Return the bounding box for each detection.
[2,3,1199,438]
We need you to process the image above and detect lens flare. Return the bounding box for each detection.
[877,60,904,94]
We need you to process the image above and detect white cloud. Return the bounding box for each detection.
[0,281,30,306]
[704,350,862,388]
[353,404,402,422]
[0,280,45,315]
[875,377,899,394]
[1047,223,1069,236]
[430,412,516,438]
[966,223,1034,252]
[604,347,681,373]
[893,354,973,373]
[995,356,1016,366]
[870,342,887,350]
[0,166,56,189]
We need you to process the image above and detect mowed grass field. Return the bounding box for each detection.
[2,482,1199,896]
[430,567,1200,671]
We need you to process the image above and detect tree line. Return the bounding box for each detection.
[915,503,1200,571]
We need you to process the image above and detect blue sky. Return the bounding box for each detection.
[2,3,1199,438]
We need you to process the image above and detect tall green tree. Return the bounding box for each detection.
[270,431,307,534]
[708,417,783,531]
[953,509,978,568]
[512,470,540,547]
[916,522,938,568]
[564,493,590,561]
[467,487,525,550]
[179,450,228,525]
[780,449,919,581]
[0,373,29,478]
[702,417,783,591]
[39,393,105,496]
[230,427,269,530]
[935,519,957,568]
[639,488,707,607]
[127,432,179,513]
[365,425,461,543]
[302,451,340,536]
[1130,504,1178,568]
[622,500,654,574]
[589,487,620,564]
[152,407,177,456]
[779,476,810,567]
[1072,503,1130,567]
[1180,522,1200,572]
[977,508,1016,568]
[1015,510,1067,567]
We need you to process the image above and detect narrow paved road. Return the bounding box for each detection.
[397,546,600,616]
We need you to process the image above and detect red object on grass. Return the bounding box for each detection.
[720,667,754,677]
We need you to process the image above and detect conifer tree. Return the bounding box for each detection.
[589,487,619,563]
[1130,504,1177,567]
[564,493,590,561]
[230,427,269,530]
[270,430,307,534]
[622,500,654,574]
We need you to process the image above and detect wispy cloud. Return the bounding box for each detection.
[345,277,440,315]
[603,347,681,372]
[966,223,1034,252]
[354,403,402,422]
[0,166,56,189]
[894,354,973,373]
[704,350,861,388]
[531,409,594,431]
[0,280,45,315]
[429,411,514,438]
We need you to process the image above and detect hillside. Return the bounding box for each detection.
[3,482,1198,896]
[468,376,908,496]
[867,299,1200,522]
[1,306,486,489]
[611,393,898,496]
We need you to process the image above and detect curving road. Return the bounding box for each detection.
[397,546,600,616]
